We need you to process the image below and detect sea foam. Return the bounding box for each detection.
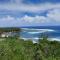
[26,29,55,34]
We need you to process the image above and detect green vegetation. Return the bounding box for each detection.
[0,36,60,60]
[0,27,21,32]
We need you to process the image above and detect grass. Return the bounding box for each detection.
[0,37,60,60]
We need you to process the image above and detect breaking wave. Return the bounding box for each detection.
[26,29,56,34]
[20,27,60,42]
[20,37,60,43]
[48,37,60,41]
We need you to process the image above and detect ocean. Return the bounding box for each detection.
[20,26,60,43]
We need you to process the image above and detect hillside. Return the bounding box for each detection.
[0,36,60,60]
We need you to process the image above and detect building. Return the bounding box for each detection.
[0,27,20,37]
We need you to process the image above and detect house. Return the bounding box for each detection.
[0,27,20,38]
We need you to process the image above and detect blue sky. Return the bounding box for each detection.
[0,0,60,27]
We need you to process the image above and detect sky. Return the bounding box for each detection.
[0,0,60,27]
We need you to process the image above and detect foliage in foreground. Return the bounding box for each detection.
[0,37,60,60]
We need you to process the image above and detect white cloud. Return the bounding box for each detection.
[0,6,60,26]
[0,15,48,27]
[1,16,14,21]
[19,8,60,26]
[47,9,60,22]
[0,0,60,27]
[21,15,48,23]
[0,2,60,13]
[0,14,59,27]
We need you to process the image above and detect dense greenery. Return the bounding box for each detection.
[0,36,60,60]
[0,27,21,32]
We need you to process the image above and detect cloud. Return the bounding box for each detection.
[21,15,47,23]
[0,8,60,27]
[0,15,48,27]
[0,16,17,27]
[23,0,60,4]
[0,0,60,26]
[47,9,60,22]
[1,16,14,21]
[0,0,60,14]
[0,11,59,27]
[0,2,60,13]
[20,9,60,26]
